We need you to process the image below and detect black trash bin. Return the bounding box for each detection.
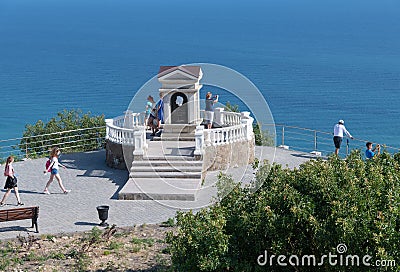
[96,205,109,227]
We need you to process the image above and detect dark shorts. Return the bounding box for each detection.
[333,136,343,149]
[4,176,17,189]
[51,168,59,175]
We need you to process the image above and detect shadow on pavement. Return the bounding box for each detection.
[59,150,129,199]
[75,221,99,227]
[10,189,45,196]
[0,225,34,233]
[291,153,325,160]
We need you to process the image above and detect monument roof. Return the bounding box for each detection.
[158,66,201,79]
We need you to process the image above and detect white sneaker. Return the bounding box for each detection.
[43,189,50,195]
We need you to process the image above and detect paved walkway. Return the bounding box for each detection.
[0,147,321,240]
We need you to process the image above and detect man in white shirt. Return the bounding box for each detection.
[333,120,354,155]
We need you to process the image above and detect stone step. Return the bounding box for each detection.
[131,166,202,172]
[118,178,201,201]
[145,156,198,161]
[129,171,201,179]
[131,161,203,170]
[152,136,195,141]
[132,159,202,166]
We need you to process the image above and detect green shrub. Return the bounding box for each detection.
[19,109,105,158]
[224,101,240,113]
[166,209,230,271]
[167,151,400,271]
[253,123,275,146]
[161,217,176,227]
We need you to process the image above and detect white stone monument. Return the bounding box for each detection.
[157,66,203,138]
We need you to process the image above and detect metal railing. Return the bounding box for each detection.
[0,126,106,162]
[2,123,398,162]
[262,124,400,156]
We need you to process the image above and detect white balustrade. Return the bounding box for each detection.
[112,112,146,129]
[203,124,247,147]
[194,125,204,156]
[107,110,253,152]
[106,115,145,146]
[223,111,242,126]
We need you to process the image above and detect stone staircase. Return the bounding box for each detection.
[152,133,195,142]
[152,124,197,141]
[118,141,204,201]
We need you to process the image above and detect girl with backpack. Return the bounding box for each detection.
[0,156,23,206]
[43,147,70,194]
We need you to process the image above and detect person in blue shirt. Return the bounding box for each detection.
[156,93,164,128]
[365,142,380,159]
[145,96,153,130]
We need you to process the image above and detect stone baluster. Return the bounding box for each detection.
[214,107,224,127]
[194,125,204,159]
[234,127,238,142]
[204,129,211,146]
[241,111,254,141]
[123,111,132,128]
[105,119,113,140]
[133,113,138,127]
[133,127,146,160]
[141,112,146,126]
[212,130,216,145]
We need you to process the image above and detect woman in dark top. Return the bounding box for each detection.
[1,156,23,206]
[205,92,218,129]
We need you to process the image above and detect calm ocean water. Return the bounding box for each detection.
[1,0,399,148]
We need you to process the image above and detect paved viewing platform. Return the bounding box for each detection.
[0,146,321,240]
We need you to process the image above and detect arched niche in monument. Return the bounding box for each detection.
[170,92,188,124]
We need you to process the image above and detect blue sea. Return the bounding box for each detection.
[1,0,399,149]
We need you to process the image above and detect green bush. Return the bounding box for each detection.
[224,101,240,113]
[253,123,275,146]
[166,209,230,271]
[167,151,400,271]
[19,109,105,158]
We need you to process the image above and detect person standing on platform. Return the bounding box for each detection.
[333,119,353,155]
[205,92,218,129]
[156,93,164,129]
[365,142,380,159]
[0,156,23,206]
[147,96,158,136]
[145,96,153,130]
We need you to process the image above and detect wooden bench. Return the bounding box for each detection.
[0,206,39,233]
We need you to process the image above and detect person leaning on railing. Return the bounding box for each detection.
[333,119,353,155]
